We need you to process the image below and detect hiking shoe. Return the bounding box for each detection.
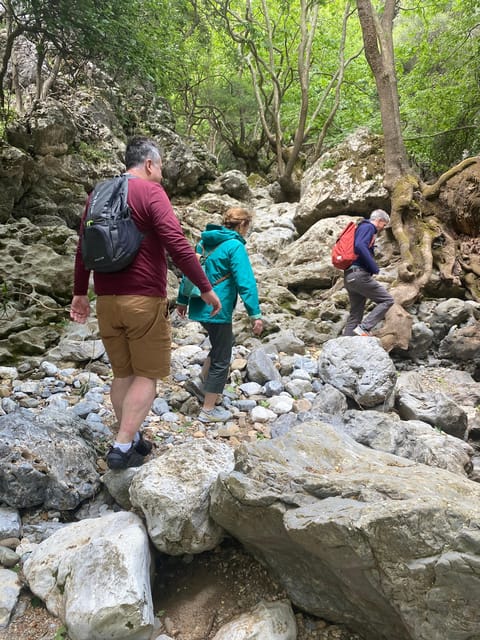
[106,444,145,470]
[198,406,232,423]
[133,431,153,457]
[353,325,372,337]
[185,377,205,402]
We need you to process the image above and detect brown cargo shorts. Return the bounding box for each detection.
[96,295,171,379]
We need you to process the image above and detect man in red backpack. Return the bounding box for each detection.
[343,209,394,336]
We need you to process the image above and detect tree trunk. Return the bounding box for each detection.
[0,3,25,115]
[40,54,61,100]
[35,45,46,101]
[356,0,410,188]
[11,57,23,114]
[355,0,480,352]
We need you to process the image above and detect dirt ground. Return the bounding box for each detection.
[0,591,65,640]
[1,539,360,640]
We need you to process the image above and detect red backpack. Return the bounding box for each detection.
[331,219,372,270]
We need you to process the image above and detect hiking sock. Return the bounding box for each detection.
[113,441,132,452]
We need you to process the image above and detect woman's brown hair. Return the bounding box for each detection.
[222,207,253,230]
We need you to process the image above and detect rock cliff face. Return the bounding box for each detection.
[1,85,217,227]
[0,78,218,364]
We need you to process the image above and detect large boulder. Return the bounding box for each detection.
[129,440,235,555]
[294,128,389,235]
[395,368,480,440]
[152,124,217,196]
[0,408,100,510]
[7,99,77,156]
[210,422,480,640]
[272,215,355,289]
[23,511,153,640]
[0,217,78,363]
[329,409,473,476]
[318,337,397,408]
[0,142,35,222]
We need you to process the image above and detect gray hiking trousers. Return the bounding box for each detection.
[343,267,394,335]
[201,322,234,394]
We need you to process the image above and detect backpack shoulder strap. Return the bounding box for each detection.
[196,241,205,261]
[355,219,375,247]
[108,174,129,209]
[88,174,130,220]
[200,243,221,263]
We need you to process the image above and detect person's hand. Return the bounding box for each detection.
[176,304,187,318]
[70,295,91,324]
[252,319,263,335]
[201,290,222,316]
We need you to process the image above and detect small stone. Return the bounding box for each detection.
[231,357,247,370]
[216,424,240,437]
[293,398,312,413]
[0,545,20,567]
[0,538,20,550]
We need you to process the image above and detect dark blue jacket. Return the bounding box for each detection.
[353,220,379,274]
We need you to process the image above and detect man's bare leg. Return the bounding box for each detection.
[110,375,133,425]
[110,375,157,444]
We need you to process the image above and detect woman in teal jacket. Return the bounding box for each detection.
[176,207,263,422]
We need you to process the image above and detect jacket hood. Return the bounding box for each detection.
[200,224,245,249]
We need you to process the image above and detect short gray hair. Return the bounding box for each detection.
[125,136,162,169]
[370,209,390,225]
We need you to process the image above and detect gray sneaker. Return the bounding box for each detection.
[198,406,232,423]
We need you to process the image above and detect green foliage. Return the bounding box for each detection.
[124,0,200,95]
[395,0,480,172]
[2,0,478,179]
[320,158,337,170]
[175,0,479,177]
[30,595,44,608]
[77,142,111,165]
[172,0,372,175]
[0,0,196,111]
[54,626,68,640]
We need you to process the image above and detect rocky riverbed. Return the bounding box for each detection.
[1,302,480,640]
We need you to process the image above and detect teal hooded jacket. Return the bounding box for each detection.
[177,224,262,324]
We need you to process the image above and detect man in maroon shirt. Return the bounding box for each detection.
[70,136,221,470]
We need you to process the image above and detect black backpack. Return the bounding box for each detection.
[81,174,144,273]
